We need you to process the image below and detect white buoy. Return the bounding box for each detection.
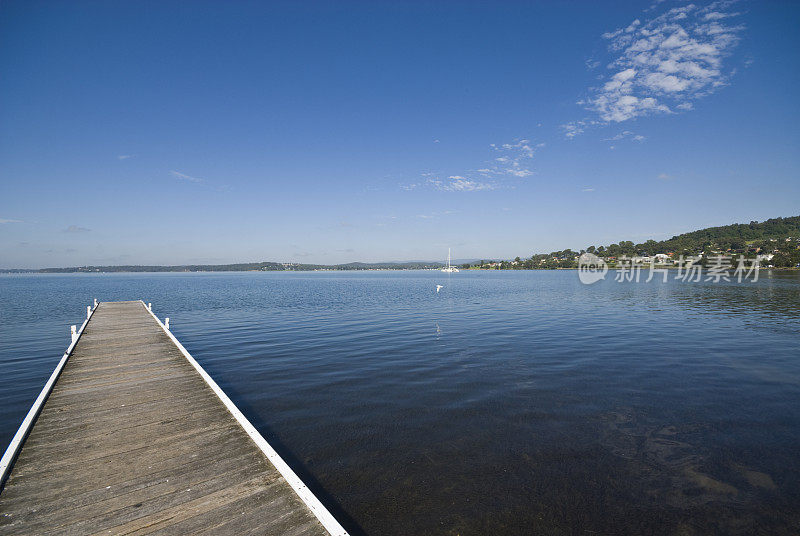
[436,285,443,293]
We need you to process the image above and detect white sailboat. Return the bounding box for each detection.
[441,248,459,273]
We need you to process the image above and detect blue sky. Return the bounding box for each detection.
[1,0,798,268]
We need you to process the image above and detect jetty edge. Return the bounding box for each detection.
[0,300,349,536]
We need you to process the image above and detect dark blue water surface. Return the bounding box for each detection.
[1,270,799,535]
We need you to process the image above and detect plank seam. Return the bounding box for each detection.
[139,300,349,536]
[0,301,98,489]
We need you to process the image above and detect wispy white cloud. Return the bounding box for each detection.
[170,170,205,183]
[0,218,23,224]
[64,225,91,233]
[585,58,601,70]
[429,176,496,192]
[658,173,671,180]
[582,187,596,192]
[117,154,134,160]
[402,138,540,192]
[566,1,743,136]
[562,120,600,139]
[485,139,539,178]
[703,10,739,21]
[417,209,459,219]
[603,130,646,142]
[445,176,494,191]
[644,0,669,13]
[589,1,743,123]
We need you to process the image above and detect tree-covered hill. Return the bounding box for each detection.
[467,216,800,269]
[658,216,800,255]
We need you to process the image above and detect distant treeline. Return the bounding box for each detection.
[4,261,443,274]
[5,216,800,273]
[466,215,800,270]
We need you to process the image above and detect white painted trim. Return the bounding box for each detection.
[0,301,98,487]
[139,301,349,536]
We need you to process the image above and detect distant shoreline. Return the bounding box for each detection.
[5,215,798,274]
[3,267,797,275]
[0,262,446,274]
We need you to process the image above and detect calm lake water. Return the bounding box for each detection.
[1,270,799,535]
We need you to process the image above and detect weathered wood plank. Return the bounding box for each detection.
[0,301,335,536]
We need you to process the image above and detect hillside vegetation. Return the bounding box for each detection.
[468,216,800,269]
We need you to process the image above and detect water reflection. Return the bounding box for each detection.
[1,270,799,535]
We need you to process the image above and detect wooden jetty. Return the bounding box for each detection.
[0,300,348,536]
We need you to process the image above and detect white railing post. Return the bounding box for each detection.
[164,317,170,330]
[93,298,98,308]
[148,302,152,312]
[70,325,78,343]
[87,306,91,319]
